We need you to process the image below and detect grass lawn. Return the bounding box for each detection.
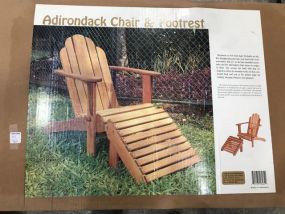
[25,86,215,197]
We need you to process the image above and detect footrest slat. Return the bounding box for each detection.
[132,136,187,158]
[145,155,201,183]
[127,129,182,151]
[136,141,192,166]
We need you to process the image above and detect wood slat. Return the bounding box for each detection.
[136,141,192,166]
[119,118,174,137]
[224,146,236,152]
[85,37,112,110]
[59,49,83,116]
[97,103,153,117]
[228,137,242,143]
[64,39,89,116]
[127,129,182,151]
[123,123,178,144]
[228,142,240,146]
[115,112,170,129]
[224,147,236,153]
[132,136,187,158]
[141,148,196,174]
[103,107,164,123]
[71,35,104,110]
[96,47,119,108]
[145,155,201,183]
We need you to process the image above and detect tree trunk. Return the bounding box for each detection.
[116,28,128,66]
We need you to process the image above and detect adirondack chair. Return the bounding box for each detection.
[45,34,200,183]
[46,34,159,155]
[236,113,266,147]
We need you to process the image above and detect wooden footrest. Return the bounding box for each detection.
[221,136,243,156]
[104,104,200,183]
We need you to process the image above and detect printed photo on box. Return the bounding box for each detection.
[25,5,276,197]
[25,24,214,197]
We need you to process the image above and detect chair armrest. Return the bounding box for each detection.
[236,122,248,126]
[236,122,248,134]
[109,66,159,103]
[55,70,102,83]
[109,66,160,76]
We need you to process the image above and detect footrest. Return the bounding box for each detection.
[105,104,200,183]
[221,136,243,156]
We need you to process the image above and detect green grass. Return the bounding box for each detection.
[25,86,216,197]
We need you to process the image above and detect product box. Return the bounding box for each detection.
[0,0,285,211]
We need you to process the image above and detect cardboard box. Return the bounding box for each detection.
[0,0,285,211]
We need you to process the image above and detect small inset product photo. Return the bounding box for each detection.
[221,113,266,156]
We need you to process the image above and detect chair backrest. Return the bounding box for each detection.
[247,113,261,137]
[59,34,118,117]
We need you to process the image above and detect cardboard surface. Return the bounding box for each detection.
[0,0,284,210]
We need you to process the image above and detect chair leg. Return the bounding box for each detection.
[109,143,119,168]
[87,120,96,156]
[251,140,254,148]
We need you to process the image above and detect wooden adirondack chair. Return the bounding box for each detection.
[236,113,266,147]
[45,34,159,155]
[45,34,200,182]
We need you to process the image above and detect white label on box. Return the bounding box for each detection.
[10,132,21,144]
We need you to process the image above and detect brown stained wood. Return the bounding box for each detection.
[145,155,201,182]
[127,129,182,151]
[237,133,252,141]
[109,66,160,76]
[50,35,162,158]
[85,37,113,109]
[104,107,200,183]
[119,118,174,136]
[109,142,119,168]
[71,35,104,110]
[224,148,236,153]
[249,113,260,137]
[56,70,102,83]
[115,112,170,129]
[106,121,145,183]
[236,113,265,147]
[123,123,178,144]
[103,107,164,123]
[136,141,192,166]
[221,136,243,156]
[64,37,89,114]
[86,82,97,156]
[60,48,84,116]
[141,148,196,174]
[96,114,106,133]
[142,75,152,103]
[97,103,153,117]
[96,47,119,108]
[132,136,187,158]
